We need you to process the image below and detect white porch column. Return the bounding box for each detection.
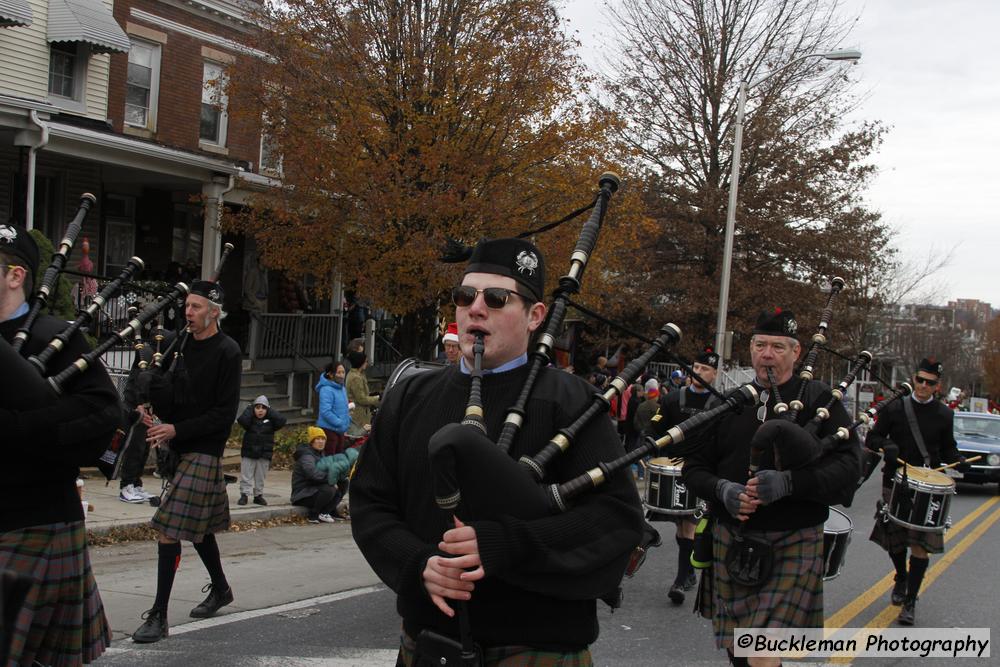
[200,174,233,278]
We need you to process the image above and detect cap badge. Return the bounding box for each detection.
[0,225,17,244]
[786,318,798,334]
[515,250,538,277]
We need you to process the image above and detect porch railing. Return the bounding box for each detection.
[248,313,338,366]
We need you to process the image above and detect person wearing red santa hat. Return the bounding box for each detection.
[442,322,461,365]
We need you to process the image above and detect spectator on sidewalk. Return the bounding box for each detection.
[346,351,380,434]
[291,427,344,524]
[316,360,351,454]
[235,395,286,507]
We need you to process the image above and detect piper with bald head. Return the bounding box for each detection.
[350,237,643,665]
[132,274,242,644]
[682,309,861,666]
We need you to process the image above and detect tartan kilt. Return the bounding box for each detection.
[0,521,110,667]
[151,452,230,542]
[398,632,592,667]
[868,486,945,554]
[696,520,824,650]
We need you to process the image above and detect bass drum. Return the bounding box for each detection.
[383,358,446,398]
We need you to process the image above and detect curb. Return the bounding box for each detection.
[85,505,309,536]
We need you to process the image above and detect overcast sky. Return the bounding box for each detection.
[560,0,999,309]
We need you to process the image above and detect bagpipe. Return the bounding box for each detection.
[1,195,186,404]
[420,174,763,591]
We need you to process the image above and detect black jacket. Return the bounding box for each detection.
[865,397,959,469]
[237,405,287,459]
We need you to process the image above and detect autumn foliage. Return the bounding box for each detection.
[225,0,655,356]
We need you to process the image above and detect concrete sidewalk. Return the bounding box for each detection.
[79,449,306,534]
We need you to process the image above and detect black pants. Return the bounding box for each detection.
[120,420,151,487]
[294,485,342,518]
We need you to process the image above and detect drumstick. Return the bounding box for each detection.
[934,456,981,472]
[876,450,981,472]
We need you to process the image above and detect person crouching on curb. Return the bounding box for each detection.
[235,395,287,507]
[291,427,345,524]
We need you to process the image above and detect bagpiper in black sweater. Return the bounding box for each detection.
[350,362,643,650]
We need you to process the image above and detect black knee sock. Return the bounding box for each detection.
[675,536,694,584]
[193,534,229,591]
[153,541,182,612]
[890,550,908,580]
[907,555,929,599]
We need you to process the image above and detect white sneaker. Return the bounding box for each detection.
[134,487,156,500]
[119,485,145,504]
[317,513,337,524]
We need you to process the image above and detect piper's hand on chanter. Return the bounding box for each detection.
[716,479,759,521]
[422,517,485,617]
[146,422,176,445]
[747,470,793,505]
[137,404,154,427]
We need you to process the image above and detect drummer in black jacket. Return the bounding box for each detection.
[866,357,962,626]
[647,346,719,605]
[683,309,859,667]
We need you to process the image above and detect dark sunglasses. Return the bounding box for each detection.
[451,285,525,309]
[914,377,938,386]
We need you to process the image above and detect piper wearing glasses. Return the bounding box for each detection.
[865,357,963,626]
[683,309,860,667]
[350,237,642,666]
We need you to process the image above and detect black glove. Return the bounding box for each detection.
[956,455,970,473]
[715,479,746,519]
[754,470,793,504]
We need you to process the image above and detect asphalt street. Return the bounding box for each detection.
[90,476,1000,666]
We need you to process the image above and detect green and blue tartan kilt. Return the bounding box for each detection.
[398,632,592,667]
[695,521,824,650]
[151,452,230,542]
[868,486,945,554]
[0,521,110,667]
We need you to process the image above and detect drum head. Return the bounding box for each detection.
[824,506,853,534]
[647,457,682,474]
[384,358,445,397]
[896,465,956,490]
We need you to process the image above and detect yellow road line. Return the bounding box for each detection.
[825,495,1000,629]
[827,498,1000,663]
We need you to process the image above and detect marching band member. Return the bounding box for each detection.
[866,357,963,626]
[0,225,118,666]
[132,279,242,643]
[683,309,860,667]
[350,238,643,666]
[647,346,718,604]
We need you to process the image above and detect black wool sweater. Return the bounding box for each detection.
[350,363,644,650]
[865,397,959,468]
[150,330,242,457]
[683,377,861,531]
[1,313,120,532]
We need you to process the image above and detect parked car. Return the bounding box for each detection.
[953,412,1000,492]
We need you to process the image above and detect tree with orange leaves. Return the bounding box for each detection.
[226,0,654,357]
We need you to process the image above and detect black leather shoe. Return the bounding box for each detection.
[253,495,267,506]
[668,583,685,605]
[890,578,907,606]
[133,608,168,643]
[897,597,917,625]
[237,494,248,506]
[189,583,234,618]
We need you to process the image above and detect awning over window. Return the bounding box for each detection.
[0,0,33,27]
[47,0,130,54]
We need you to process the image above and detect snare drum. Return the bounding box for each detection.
[822,507,853,581]
[644,457,698,516]
[885,466,955,532]
[383,358,445,398]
